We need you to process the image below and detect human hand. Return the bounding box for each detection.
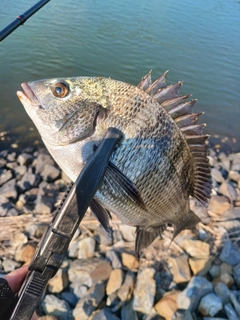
[0,265,38,320]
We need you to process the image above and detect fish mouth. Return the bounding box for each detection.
[17,82,40,106]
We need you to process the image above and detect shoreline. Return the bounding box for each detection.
[0,136,240,319]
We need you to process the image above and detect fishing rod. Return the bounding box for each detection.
[0,0,51,42]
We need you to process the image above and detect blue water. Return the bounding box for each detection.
[0,0,240,150]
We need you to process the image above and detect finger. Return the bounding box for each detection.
[4,265,29,294]
[32,311,38,320]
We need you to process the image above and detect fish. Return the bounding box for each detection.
[17,71,212,256]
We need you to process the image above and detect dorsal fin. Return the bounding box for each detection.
[138,71,212,207]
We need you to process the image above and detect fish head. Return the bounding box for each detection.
[17,77,108,147]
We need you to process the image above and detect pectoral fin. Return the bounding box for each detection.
[104,162,146,210]
[90,198,112,236]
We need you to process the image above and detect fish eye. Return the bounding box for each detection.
[51,82,69,98]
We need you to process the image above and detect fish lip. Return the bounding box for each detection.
[19,82,40,106]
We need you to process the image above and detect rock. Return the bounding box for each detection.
[168,255,191,283]
[218,181,238,203]
[105,250,122,269]
[41,164,61,182]
[38,316,58,320]
[10,232,28,248]
[0,197,12,216]
[189,257,213,276]
[121,299,138,320]
[15,244,36,263]
[172,310,193,320]
[70,282,88,299]
[2,259,21,272]
[233,263,240,288]
[17,153,33,166]
[214,282,230,304]
[106,269,124,295]
[91,308,121,320]
[73,282,105,320]
[14,165,27,179]
[17,170,40,192]
[68,240,79,258]
[68,258,112,286]
[212,272,235,288]
[48,261,69,293]
[211,168,224,183]
[0,170,13,186]
[121,252,139,269]
[208,195,232,214]
[219,241,240,265]
[228,170,240,183]
[119,224,136,242]
[78,237,96,259]
[106,292,119,307]
[133,268,156,314]
[224,303,239,320]
[177,276,213,311]
[155,290,180,320]
[61,171,72,184]
[7,152,16,162]
[60,291,78,308]
[0,178,17,199]
[230,292,240,317]
[117,271,135,301]
[179,239,210,258]
[198,293,222,316]
[42,294,72,320]
[209,264,221,278]
[36,153,55,174]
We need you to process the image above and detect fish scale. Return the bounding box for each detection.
[17,71,212,255]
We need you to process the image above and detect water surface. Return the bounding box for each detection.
[0,0,240,150]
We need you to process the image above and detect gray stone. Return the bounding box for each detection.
[7,152,16,162]
[202,318,227,320]
[97,226,113,246]
[198,293,222,316]
[218,181,238,203]
[224,303,239,320]
[60,291,78,308]
[2,259,21,272]
[48,264,69,293]
[230,292,240,317]
[17,153,33,166]
[91,308,121,320]
[78,237,96,259]
[209,264,221,278]
[133,268,156,314]
[41,164,60,182]
[173,310,193,320]
[233,263,240,288]
[6,207,19,216]
[73,282,105,320]
[0,178,17,199]
[219,241,240,265]
[121,299,138,320]
[228,170,240,183]
[17,169,40,192]
[14,165,27,179]
[42,294,72,320]
[119,224,136,242]
[68,240,79,258]
[68,258,112,286]
[214,282,230,305]
[70,282,88,299]
[211,168,224,183]
[105,250,122,269]
[35,194,53,214]
[177,276,213,312]
[6,161,18,169]
[0,197,12,216]
[36,153,55,174]
[0,170,12,186]
[117,271,135,301]
[106,269,124,295]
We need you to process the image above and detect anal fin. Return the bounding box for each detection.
[135,226,165,257]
